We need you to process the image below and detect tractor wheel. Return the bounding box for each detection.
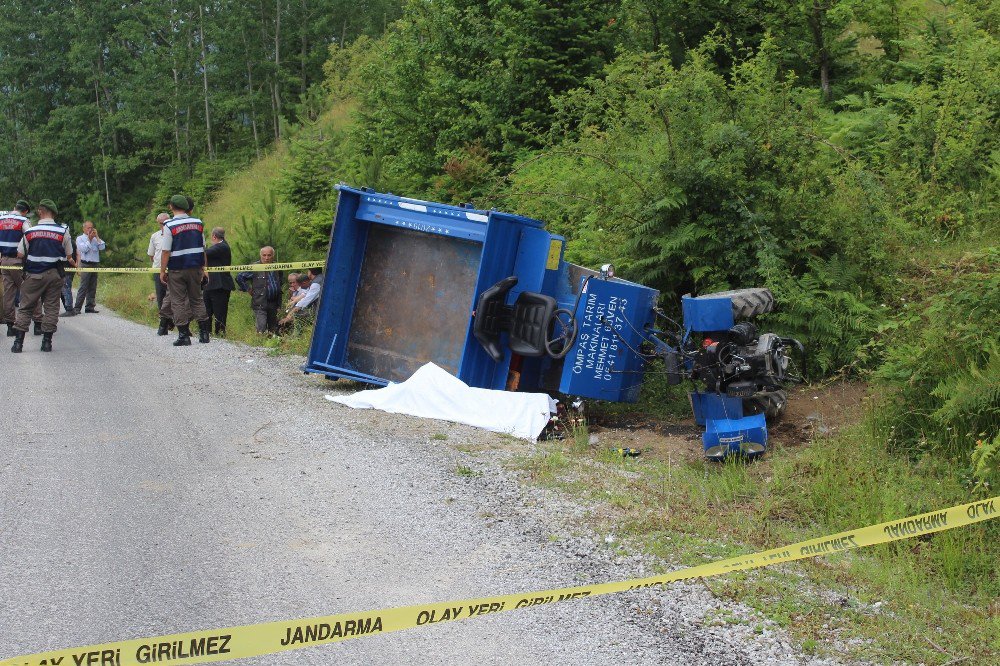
[697,288,775,319]
[742,390,787,422]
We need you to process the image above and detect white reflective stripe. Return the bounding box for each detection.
[165,215,203,229]
[466,212,488,222]
[399,196,435,205]
[398,202,428,213]
[0,241,19,247]
[170,247,205,257]
[26,255,60,263]
[32,224,66,233]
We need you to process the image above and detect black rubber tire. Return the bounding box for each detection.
[696,288,775,319]
[742,389,787,422]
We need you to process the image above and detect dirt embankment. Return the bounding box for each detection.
[586,381,869,463]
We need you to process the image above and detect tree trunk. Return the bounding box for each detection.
[273,0,282,138]
[257,0,278,141]
[809,2,832,102]
[172,66,182,162]
[170,0,182,162]
[242,30,262,160]
[94,60,112,213]
[644,1,661,51]
[300,0,308,96]
[199,4,215,160]
[186,23,194,170]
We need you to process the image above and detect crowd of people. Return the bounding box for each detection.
[0,194,322,353]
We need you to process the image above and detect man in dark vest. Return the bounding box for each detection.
[159,194,210,346]
[11,199,73,353]
[203,226,234,336]
[1,200,31,335]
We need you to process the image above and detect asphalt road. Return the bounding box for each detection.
[0,310,837,665]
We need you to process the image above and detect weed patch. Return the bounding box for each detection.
[98,275,311,356]
[509,409,998,664]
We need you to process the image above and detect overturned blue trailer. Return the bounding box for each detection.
[305,186,801,457]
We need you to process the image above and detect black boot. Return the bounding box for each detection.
[11,330,24,353]
[5,322,13,337]
[173,324,192,346]
[157,318,170,336]
[33,321,42,336]
[40,331,53,352]
[198,320,210,344]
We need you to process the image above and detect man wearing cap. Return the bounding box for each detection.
[11,199,73,353]
[159,194,210,346]
[73,220,106,314]
[1,200,36,336]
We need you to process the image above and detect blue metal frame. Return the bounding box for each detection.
[304,186,661,404]
[681,294,734,333]
[681,293,770,458]
[305,186,573,390]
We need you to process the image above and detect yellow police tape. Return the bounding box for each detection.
[1,496,996,666]
[0,260,325,274]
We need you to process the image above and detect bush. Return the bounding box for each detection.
[153,156,245,214]
[231,189,301,263]
[505,40,895,376]
[876,248,1000,465]
[278,130,340,212]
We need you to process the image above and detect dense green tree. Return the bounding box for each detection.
[0,0,401,239]
[349,0,622,200]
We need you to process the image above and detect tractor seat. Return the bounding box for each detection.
[473,276,518,363]
[509,292,556,357]
[473,276,557,362]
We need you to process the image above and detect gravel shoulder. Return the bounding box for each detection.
[1,309,853,664]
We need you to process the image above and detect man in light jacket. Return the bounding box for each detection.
[73,220,106,314]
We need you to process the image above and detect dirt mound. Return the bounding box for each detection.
[588,381,867,459]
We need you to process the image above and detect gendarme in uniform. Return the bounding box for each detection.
[1,201,32,334]
[12,199,73,353]
[159,194,210,346]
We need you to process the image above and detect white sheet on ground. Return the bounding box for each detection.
[325,362,556,440]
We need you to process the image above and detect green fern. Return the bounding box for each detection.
[932,341,1000,437]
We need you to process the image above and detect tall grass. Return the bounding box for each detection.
[97,274,312,356]
[512,403,1000,663]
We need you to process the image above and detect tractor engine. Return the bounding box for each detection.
[691,321,797,398]
[655,288,803,425]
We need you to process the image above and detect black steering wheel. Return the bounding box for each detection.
[545,308,578,359]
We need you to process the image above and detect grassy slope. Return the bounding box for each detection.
[200,103,354,239]
[99,103,356,355]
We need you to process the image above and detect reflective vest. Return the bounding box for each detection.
[24,221,68,274]
[0,212,29,258]
[164,215,206,270]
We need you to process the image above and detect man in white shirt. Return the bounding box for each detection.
[147,213,169,313]
[73,220,107,314]
[278,267,322,332]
